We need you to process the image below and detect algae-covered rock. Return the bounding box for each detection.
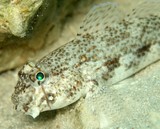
[0,0,80,72]
[0,0,43,37]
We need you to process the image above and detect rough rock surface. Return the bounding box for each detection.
[1,0,160,129]
[0,0,84,72]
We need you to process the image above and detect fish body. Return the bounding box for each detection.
[12,0,160,118]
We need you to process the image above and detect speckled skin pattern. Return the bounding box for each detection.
[12,0,160,118]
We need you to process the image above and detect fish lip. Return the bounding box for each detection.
[25,107,40,118]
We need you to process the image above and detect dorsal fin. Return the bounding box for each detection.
[126,0,160,19]
[77,2,124,36]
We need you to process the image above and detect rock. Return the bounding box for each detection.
[0,0,43,37]
[0,0,82,72]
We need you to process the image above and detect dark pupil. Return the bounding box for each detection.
[36,72,44,81]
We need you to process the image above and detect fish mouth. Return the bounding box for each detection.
[11,91,40,118]
[25,106,41,118]
[11,85,53,118]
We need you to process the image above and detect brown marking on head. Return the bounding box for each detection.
[14,81,26,94]
[23,104,29,112]
[29,74,36,82]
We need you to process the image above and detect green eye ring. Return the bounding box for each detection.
[36,71,45,81]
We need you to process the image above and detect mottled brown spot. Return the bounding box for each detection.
[75,39,81,44]
[77,33,81,36]
[55,124,60,129]
[73,86,77,91]
[92,55,98,61]
[84,28,87,32]
[51,67,68,76]
[80,54,88,62]
[90,79,99,86]
[80,26,83,29]
[76,80,82,88]
[103,57,120,80]
[52,72,60,76]
[96,23,100,26]
[23,104,29,112]
[104,57,120,68]
[74,63,81,68]
[14,81,28,94]
[136,44,151,57]
[69,92,74,97]
[82,33,94,40]
[95,67,101,71]
[87,45,96,52]
[102,71,114,80]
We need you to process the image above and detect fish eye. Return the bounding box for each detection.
[36,71,45,81]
